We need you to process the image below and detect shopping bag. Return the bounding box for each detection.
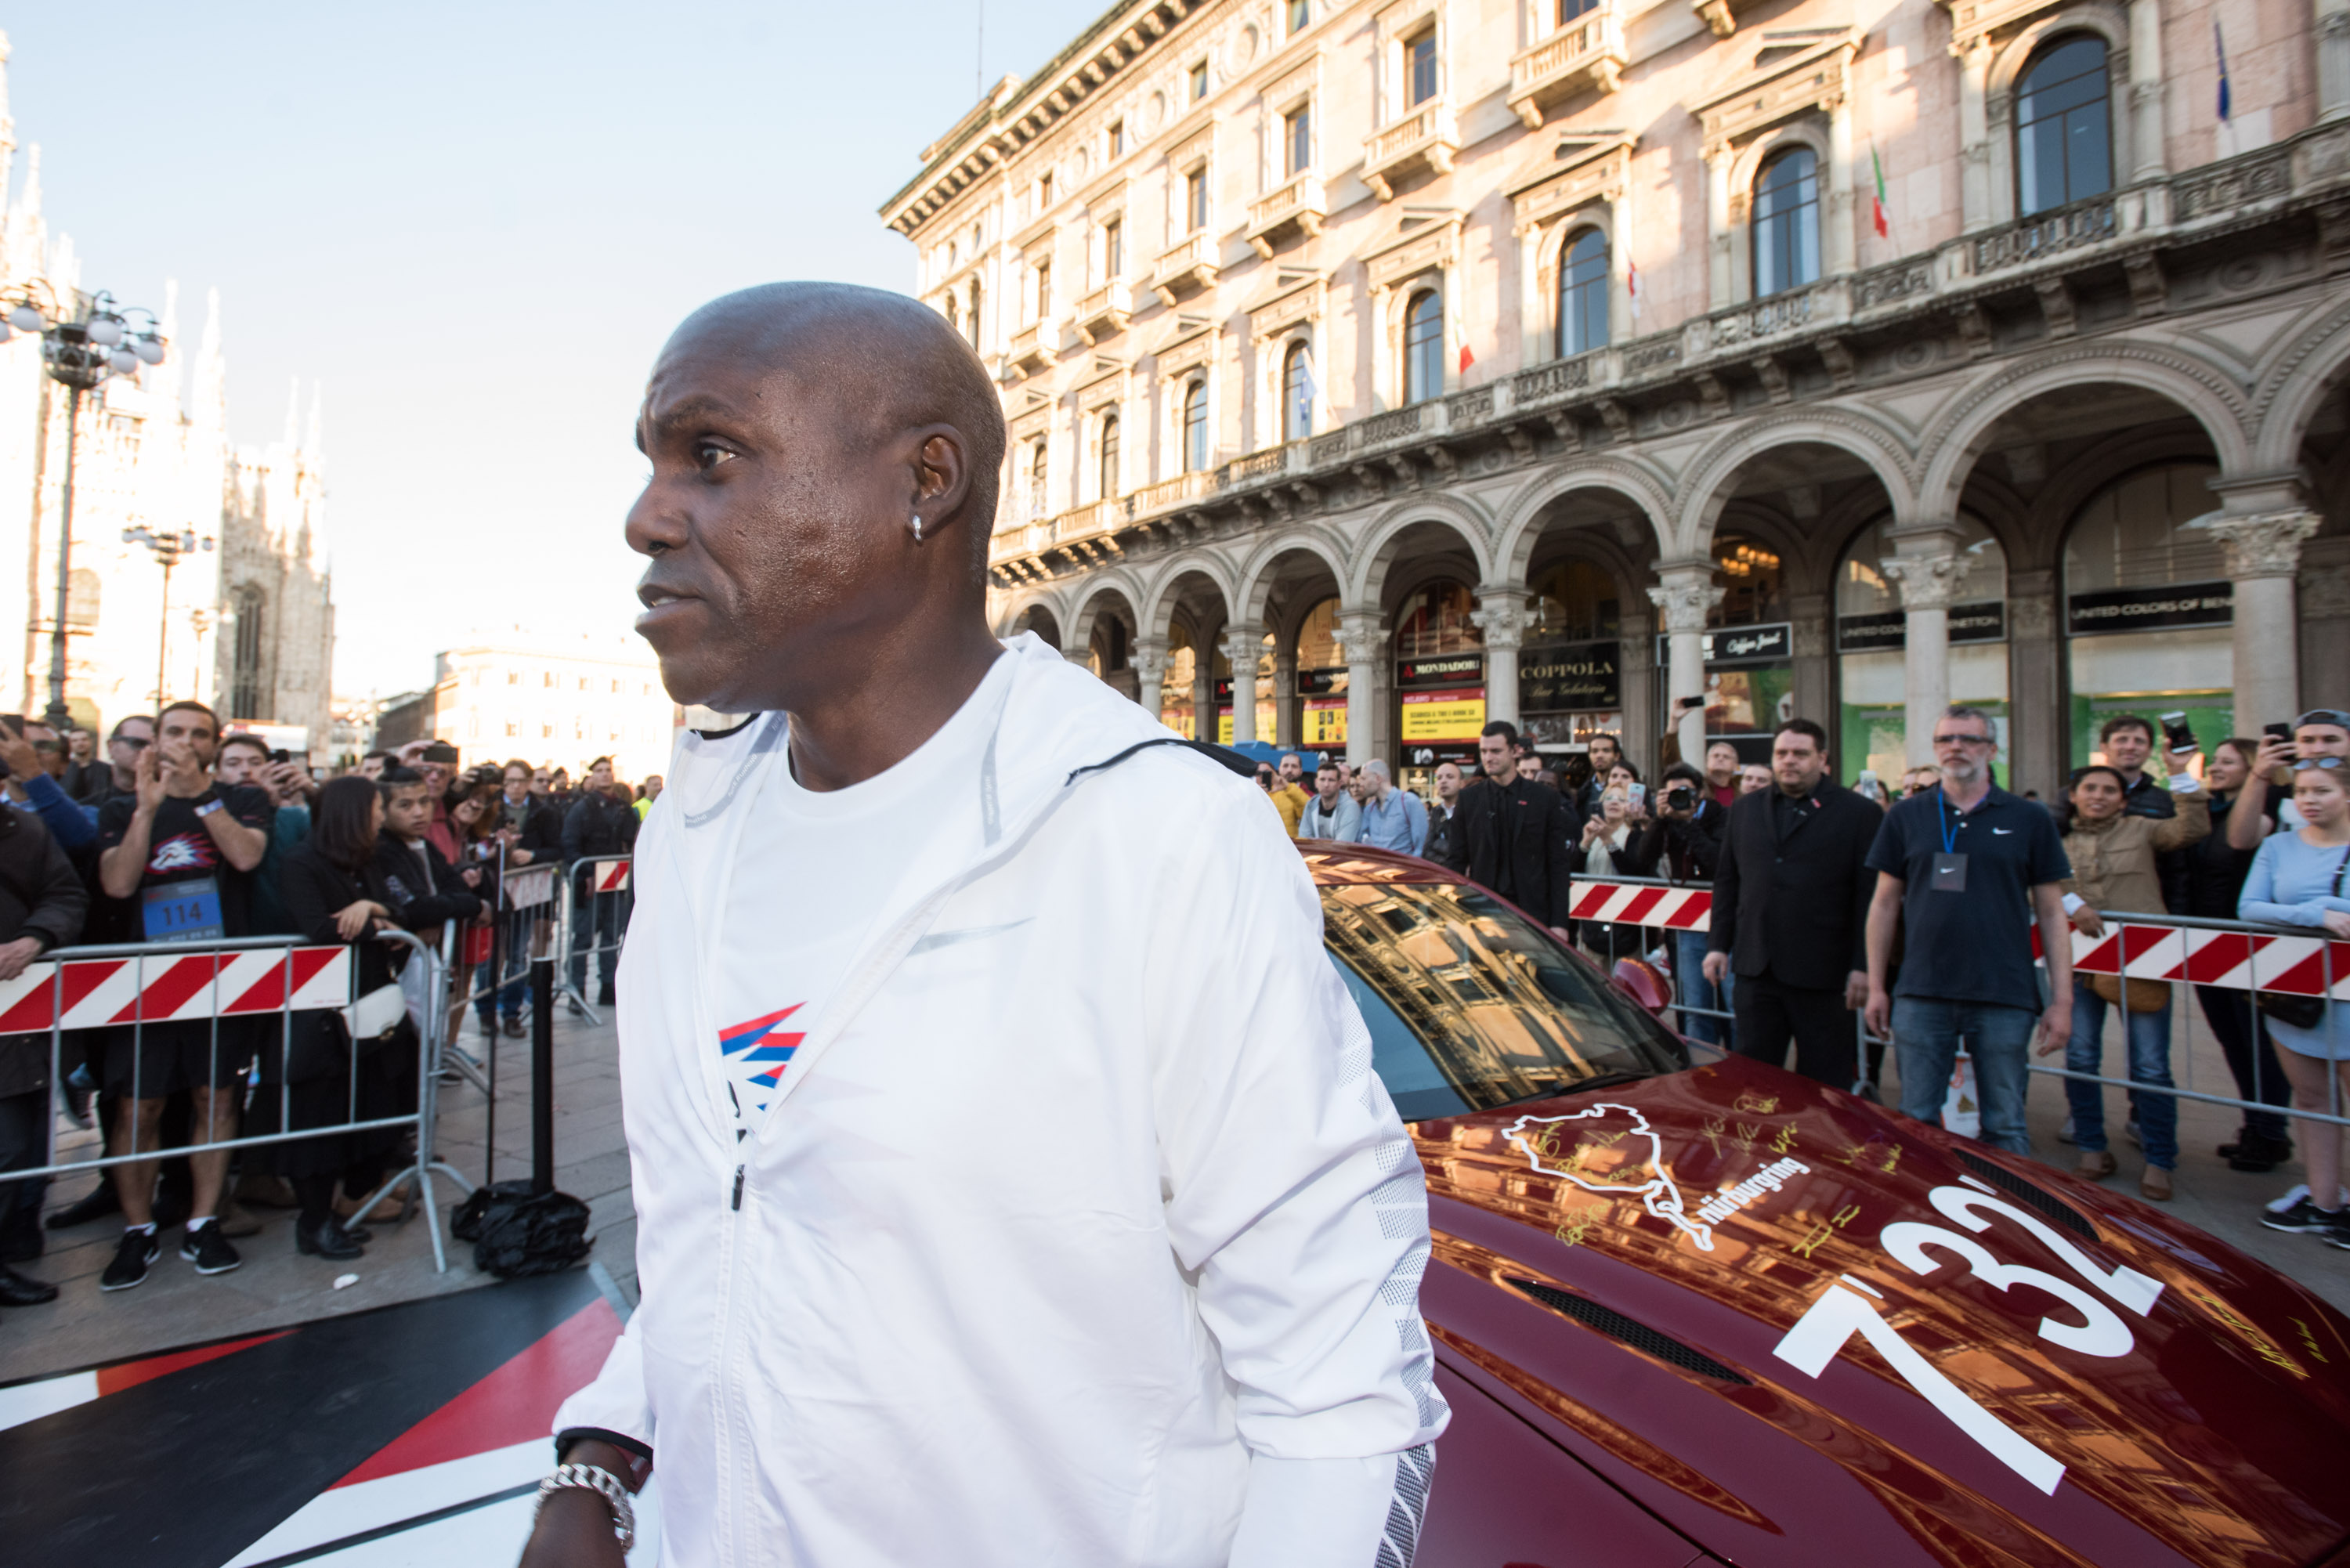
[1942,1050,1981,1139]
[450,1179,593,1279]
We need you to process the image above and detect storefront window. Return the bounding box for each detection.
[1520,558,1623,750]
[1395,581,1485,795]
[1294,598,1350,750]
[1161,625,1198,738]
[2063,462,2230,767]
[1708,533,1785,627]
[1835,513,2010,786]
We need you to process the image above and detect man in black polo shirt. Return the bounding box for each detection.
[93,700,273,1288]
[1863,705,2073,1155]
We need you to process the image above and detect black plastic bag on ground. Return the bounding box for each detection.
[451,1179,593,1278]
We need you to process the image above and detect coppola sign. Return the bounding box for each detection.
[1519,641,1621,711]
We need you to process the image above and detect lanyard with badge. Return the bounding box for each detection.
[1932,786,1967,893]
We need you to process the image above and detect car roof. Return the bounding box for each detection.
[1296,842,1459,887]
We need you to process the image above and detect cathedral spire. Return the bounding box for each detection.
[304,381,324,464]
[190,287,225,432]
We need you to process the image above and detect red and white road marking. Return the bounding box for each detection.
[0,946,351,1034]
[1566,880,1712,933]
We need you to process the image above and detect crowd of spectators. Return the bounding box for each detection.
[0,710,657,1321]
[1244,699,2350,1234]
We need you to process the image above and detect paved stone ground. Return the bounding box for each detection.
[0,1005,631,1386]
[5,985,2343,1388]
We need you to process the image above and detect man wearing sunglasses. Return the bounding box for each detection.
[1863,706,2074,1155]
[2229,708,2350,850]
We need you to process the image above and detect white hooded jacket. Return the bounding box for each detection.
[554,634,1448,1567]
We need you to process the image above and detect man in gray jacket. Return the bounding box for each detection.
[1297,759,1361,840]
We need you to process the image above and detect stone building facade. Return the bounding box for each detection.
[881,0,2350,795]
[391,629,683,786]
[0,34,335,757]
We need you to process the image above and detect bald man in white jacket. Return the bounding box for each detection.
[520,284,1445,1568]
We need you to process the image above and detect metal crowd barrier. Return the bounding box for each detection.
[2,927,476,1273]
[1565,874,2350,1135]
[1563,876,1734,1053]
[559,854,631,1024]
[439,847,562,1184]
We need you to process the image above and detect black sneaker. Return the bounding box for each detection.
[2261,1195,2343,1234]
[2227,1133,2295,1173]
[99,1229,161,1291]
[179,1223,242,1276]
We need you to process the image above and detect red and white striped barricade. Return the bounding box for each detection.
[0,945,352,1031]
[2055,919,2350,1000]
[1564,879,1713,934]
[590,859,631,896]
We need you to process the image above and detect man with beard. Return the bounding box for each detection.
[522,284,1444,1568]
[1864,706,2073,1154]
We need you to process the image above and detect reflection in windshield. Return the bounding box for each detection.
[1321,880,1687,1121]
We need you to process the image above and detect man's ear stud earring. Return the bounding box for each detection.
[910,513,924,543]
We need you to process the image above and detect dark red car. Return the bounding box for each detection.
[1305,844,2350,1568]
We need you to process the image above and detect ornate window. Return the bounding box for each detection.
[1285,106,1311,178]
[1099,412,1122,499]
[1027,440,1048,518]
[1557,227,1609,356]
[2016,36,2111,215]
[1288,0,1310,34]
[1102,219,1123,280]
[965,277,982,347]
[1034,258,1051,318]
[1557,0,1598,20]
[1403,288,1444,404]
[1752,147,1820,298]
[1182,380,1209,472]
[1186,168,1209,233]
[1407,31,1438,107]
[230,585,266,721]
[1282,341,1314,441]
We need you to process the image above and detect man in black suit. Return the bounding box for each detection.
[1702,718,1881,1086]
[1435,721,1578,938]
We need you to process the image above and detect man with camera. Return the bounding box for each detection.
[1705,720,1880,1085]
[1634,762,1728,1043]
[2228,707,2350,848]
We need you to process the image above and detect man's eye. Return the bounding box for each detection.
[692,442,735,471]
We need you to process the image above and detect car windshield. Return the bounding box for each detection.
[1321,878,1689,1121]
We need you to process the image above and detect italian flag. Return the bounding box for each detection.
[1871,140,1890,239]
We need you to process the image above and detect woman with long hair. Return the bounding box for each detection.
[2244,760,2350,1246]
[2193,739,2297,1170]
[247,775,409,1259]
[2041,760,2208,1201]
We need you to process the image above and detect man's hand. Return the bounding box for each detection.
[1701,950,1729,988]
[397,739,432,765]
[1842,969,1868,1010]
[2324,910,2350,940]
[333,901,385,941]
[1863,987,1893,1041]
[0,935,43,981]
[2070,907,2104,938]
[1547,925,1574,945]
[2252,734,2294,783]
[265,760,313,804]
[157,739,209,797]
[516,1488,629,1568]
[132,743,167,815]
[2031,995,2070,1056]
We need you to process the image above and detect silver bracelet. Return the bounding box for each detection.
[534,1461,635,1552]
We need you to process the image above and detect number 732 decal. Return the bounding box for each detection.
[1772,1175,2165,1496]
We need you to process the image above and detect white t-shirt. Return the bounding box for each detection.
[713,656,1012,1133]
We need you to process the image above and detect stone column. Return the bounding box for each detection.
[2005,569,2061,797]
[1647,564,1723,768]
[1220,623,1264,746]
[2127,0,2168,181]
[1790,592,1832,737]
[1878,530,1970,768]
[2195,509,2323,728]
[1335,609,1388,768]
[1471,587,1532,728]
[1619,612,1655,763]
[1272,652,1299,748]
[2324,0,2350,123]
[1131,638,1169,721]
[1957,37,1994,229]
[1704,150,1735,309]
[1193,652,1216,744]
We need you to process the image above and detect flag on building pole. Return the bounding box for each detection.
[1459,344,1476,374]
[2214,21,2232,123]
[1626,255,1642,322]
[1871,139,1891,239]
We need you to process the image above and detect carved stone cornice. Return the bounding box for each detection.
[1506,131,1636,233]
[1220,623,1265,669]
[1364,211,1466,292]
[1334,612,1390,663]
[1690,29,1858,161]
[1470,590,1532,651]
[1647,576,1726,634]
[2191,509,2323,580]
[1879,551,1972,610]
[1131,638,1170,685]
[1247,270,1326,341]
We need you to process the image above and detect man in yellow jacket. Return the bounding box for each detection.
[1270,752,1312,837]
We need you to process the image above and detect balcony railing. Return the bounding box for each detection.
[1246,174,1329,256]
[1134,470,1213,515]
[1363,99,1459,201]
[1506,9,1627,128]
[1152,233,1220,304]
[1972,194,2117,275]
[1072,280,1133,345]
[1007,318,1059,377]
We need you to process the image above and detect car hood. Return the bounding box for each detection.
[1414,1054,2350,1568]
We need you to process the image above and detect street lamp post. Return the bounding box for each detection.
[123,525,215,706]
[1,287,168,731]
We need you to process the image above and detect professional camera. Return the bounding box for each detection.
[1662,783,1696,811]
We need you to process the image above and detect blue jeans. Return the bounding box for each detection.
[2065,988,2178,1169]
[1676,930,1732,1046]
[1891,997,2037,1155]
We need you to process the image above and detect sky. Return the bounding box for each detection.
[3,1,1103,696]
